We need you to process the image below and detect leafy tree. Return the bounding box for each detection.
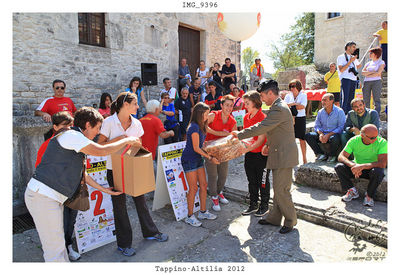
[267,13,314,73]
[241,47,260,80]
[285,12,315,64]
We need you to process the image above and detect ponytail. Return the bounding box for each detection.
[110,92,137,115]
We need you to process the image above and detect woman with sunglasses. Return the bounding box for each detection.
[285,79,308,164]
[98,92,168,257]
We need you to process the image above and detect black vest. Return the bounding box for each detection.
[33,127,85,198]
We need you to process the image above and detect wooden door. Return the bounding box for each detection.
[178,26,200,81]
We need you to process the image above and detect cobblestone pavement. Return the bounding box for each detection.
[13,196,386,263]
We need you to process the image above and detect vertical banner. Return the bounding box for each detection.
[152,142,200,221]
[74,156,116,254]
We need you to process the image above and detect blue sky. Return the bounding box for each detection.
[241,11,302,74]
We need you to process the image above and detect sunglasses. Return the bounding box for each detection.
[55,86,65,90]
[364,134,377,140]
[122,92,129,103]
[289,85,296,89]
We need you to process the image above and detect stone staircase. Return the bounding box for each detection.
[379,71,387,121]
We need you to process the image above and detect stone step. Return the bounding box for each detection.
[294,162,387,202]
[223,156,387,247]
[381,87,387,97]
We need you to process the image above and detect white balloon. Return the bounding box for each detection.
[217,12,261,42]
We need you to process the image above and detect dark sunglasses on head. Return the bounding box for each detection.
[122,92,129,103]
[55,86,65,90]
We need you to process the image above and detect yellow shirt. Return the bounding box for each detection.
[375,29,387,44]
[324,71,341,93]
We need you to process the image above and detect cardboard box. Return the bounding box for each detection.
[111,145,155,197]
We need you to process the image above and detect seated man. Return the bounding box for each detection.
[35,79,77,122]
[178,58,191,89]
[188,78,202,107]
[221,57,237,92]
[341,98,380,147]
[305,93,345,163]
[334,124,387,207]
[160,77,178,102]
[140,100,174,162]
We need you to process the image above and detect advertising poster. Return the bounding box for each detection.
[154,142,200,221]
[74,156,116,254]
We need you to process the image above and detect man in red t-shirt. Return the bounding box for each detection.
[35,79,77,122]
[140,100,174,160]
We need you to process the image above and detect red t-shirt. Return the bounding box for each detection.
[205,110,237,141]
[98,107,111,117]
[243,108,267,153]
[140,114,166,160]
[35,134,54,167]
[38,97,77,116]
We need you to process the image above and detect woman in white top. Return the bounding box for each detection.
[196,60,210,90]
[98,92,168,257]
[24,107,138,262]
[362,47,386,114]
[285,79,308,164]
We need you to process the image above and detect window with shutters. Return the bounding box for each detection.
[78,13,106,47]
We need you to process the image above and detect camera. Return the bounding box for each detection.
[353,48,360,59]
[349,67,358,76]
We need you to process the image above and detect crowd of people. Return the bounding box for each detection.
[28,21,388,262]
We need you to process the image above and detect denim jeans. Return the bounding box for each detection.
[340,78,357,114]
[334,163,384,198]
[363,80,382,114]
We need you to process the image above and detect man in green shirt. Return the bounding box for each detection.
[335,124,387,207]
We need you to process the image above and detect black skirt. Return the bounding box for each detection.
[294,116,306,140]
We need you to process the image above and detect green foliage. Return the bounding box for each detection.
[285,12,315,64]
[267,13,315,73]
[241,47,260,79]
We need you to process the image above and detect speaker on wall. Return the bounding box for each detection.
[141,63,157,86]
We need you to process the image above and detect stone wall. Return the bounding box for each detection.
[13,13,240,115]
[314,13,387,68]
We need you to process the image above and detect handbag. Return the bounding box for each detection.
[64,158,90,211]
[290,105,298,117]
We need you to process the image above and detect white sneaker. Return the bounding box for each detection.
[342,188,359,202]
[68,244,81,261]
[218,192,229,204]
[363,192,375,207]
[198,210,217,220]
[211,196,221,211]
[184,215,202,227]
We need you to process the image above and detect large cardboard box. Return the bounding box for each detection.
[111,145,155,197]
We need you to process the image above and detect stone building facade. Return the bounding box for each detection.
[13,13,241,115]
[12,13,241,215]
[314,12,387,68]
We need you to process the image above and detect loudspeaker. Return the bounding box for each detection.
[141,63,157,86]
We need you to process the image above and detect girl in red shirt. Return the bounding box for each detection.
[240,91,270,217]
[205,94,237,211]
[98,93,112,118]
[35,111,74,167]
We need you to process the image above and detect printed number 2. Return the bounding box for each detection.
[179,171,188,191]
[91,190,105,216]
